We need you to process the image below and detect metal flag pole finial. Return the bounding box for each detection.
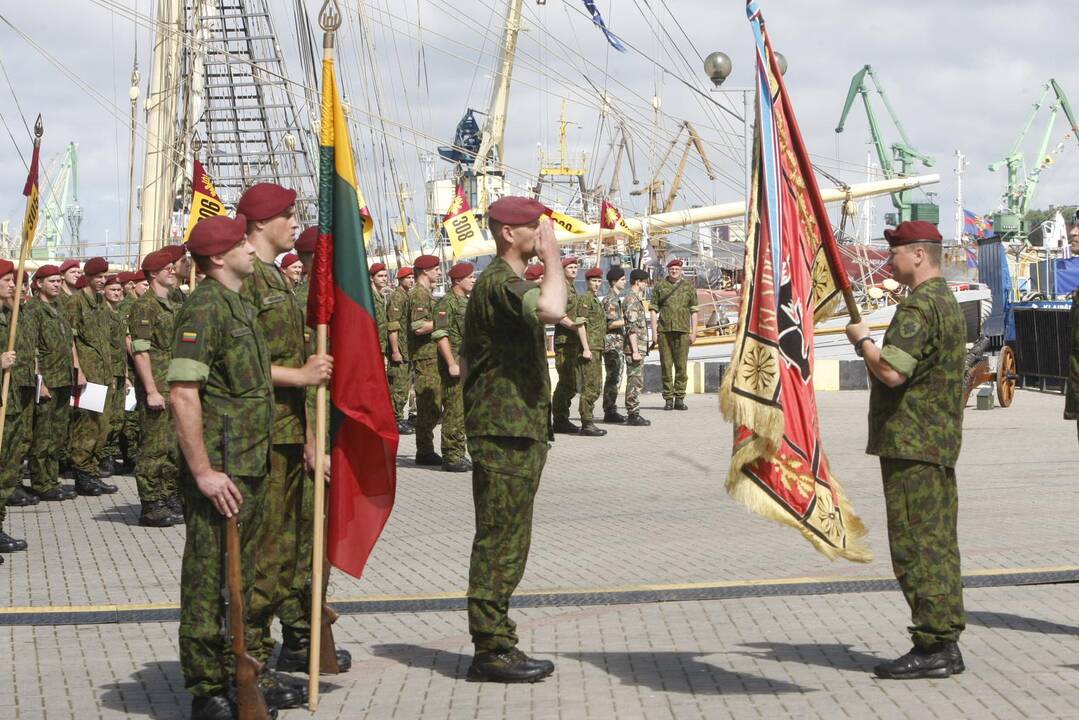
[319,0,341,32]
[33,114,43,139]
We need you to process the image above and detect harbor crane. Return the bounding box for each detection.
[835,65,937,226]
[988,78,1079,241]
[631,120,716,216]
[35,142,82,259]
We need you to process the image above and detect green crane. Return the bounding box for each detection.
[988,79,1079,241]
[836,65,937,226]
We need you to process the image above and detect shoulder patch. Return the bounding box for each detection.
[181,331,198,343]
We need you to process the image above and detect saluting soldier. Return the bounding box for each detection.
[101,274,129,477]
[601,266,627,423]
[432,261,474,472]
[129,250,184,528]
[0,259,32,555]
[845,221,966,679]
[1066,223,1079,444]
[623,269,652,426]
[551,257,588,434]
[235,183,340,692]
[168,214,300,717]
[462,196,565,682]
[409,254,444,465]
[23,265,79,501]
[650,258,698,410]
[575,267,607,437]
[386,266,415,434]
[65,257,119,495]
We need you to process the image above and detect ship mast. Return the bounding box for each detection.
[472,0,524,178]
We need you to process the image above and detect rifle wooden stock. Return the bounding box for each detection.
[225,516,271,720]
[318,602,341,673]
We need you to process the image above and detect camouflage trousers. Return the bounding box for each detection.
[134,401,179,503]
[248,444,311,663]
[577,355,603,423]
[467,435,549,652]
[69,379,115,474]
[0,386,35,523]
[881,458,965,649]
[439,368,466,464]
[179,472,266,698]
[104,377,127,461]
[413,358,442,456]
[123,403,141,462]
[388,359,412,421]
[29,386,71,493]
[551,345,581,421]
[602,350,623,414]
[658,332,690,400]
[624,357,644,414]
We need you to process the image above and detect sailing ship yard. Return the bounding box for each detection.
[0,1,1078,719]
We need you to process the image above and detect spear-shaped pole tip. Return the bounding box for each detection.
[319,0,341,31]
[34,115,43,138]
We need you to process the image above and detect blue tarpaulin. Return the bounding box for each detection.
[1054,257,1079,295]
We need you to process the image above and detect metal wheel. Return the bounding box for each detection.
[996,345,1017,408]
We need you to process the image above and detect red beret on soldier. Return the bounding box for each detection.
[0,259,13,277]
[75,276,89,289]
[84,257,109,276]
[561,256,579,268]
[59,258,79,273]
[584,267,602,279]
[295,226,318,253]
[104,274,123,287]
[187,214,248,257]
[280,253,301,270]
[666,258,683,268]
[161,244,187,264]
[883,220,943,247]
[34,264,60,281]
[448,262,475,281]
[414,254,439,271]
[487,196,548,225]
[236,183,297,222]
[523,264,544,281]
[141,249,171,273]
[369,262,387,275]
[396,266,413,280]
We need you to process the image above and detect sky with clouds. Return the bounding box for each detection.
[1,0,1077,261]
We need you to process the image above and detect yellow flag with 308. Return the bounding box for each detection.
[442,184,484,260]
[183,159,227,243]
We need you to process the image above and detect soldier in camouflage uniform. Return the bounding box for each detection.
[551,257,588,434]
[0,260,31,554]
[846,221,966,680]
[23,266,78,501]
[236,184,342,691]
[1066,224,1079,444]
[64,257,119,495]
[167,214,301,717]
[433,261,474,472]
[129,250,184,527]
[117,271,142,470]
[462,196,565,683]
[575,268,607,437]
[101,274,129,476]
[623,269,652,426]
[409,254,444,465]
[370,262,390,358]
[601,266,627,423]
[386,267,415,434]
[650,258,698,410]
[59,258,81,298]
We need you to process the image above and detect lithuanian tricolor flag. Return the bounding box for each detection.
[307,50,399,579]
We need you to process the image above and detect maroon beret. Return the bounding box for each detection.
[523,264,544,281]
[414,254,440,271]
[84,257,109,275]
[34,264,60,281]
[666,258,684,268]
[488,196,548,225]
[59,258,80,273]
[187,214,248,257]
[561,256,579,268]
[585,267,602,279]
[104,274,123,287]
[396,267,413,280]
[161,244,187,264]
[295,226,318,253]
[368,262,387,275]
[448,262,475,281]
[75,276,89,289]
[0,259,13,277]
[279,253,300,270]
[237,183,297,222]
[117,271,136,284]
[883,220,942,247]
[141,249,172,273]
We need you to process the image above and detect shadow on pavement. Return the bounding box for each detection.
[370,643,471,679]
[736,642,880,672]
[93,502,144,526]
[567,651,814,695]
[968,610,1079,636]
[99,660,187,718]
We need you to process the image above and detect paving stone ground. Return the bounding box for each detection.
[1,389,1077,718]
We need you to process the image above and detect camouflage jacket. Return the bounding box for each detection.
[1066,288,1079,420]
[553,279,580,348]
[167,277,274,477]
[65,290,113,384]
[105,301,128,379]
[293,279,314,355]
[652,277,699,333]
[408,283,437,361]
[129,290,177,393]
[240,258,308,445]
[23,297,74,388]
[578,290,606,353]
[386,286,411,361]
[602,292,625,352]
[623,292,649,355]
[432,290,468,360]
[372,284,389,354]
[868,277,964,467]
[0,302,35,388]
[462,257,551,442]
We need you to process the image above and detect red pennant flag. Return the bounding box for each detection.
[599,200,624,231]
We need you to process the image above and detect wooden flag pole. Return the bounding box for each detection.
[0,116,42,454]
[308,325,328,708]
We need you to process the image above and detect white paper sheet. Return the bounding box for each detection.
[124,385,137,412]
[70,382,108,414]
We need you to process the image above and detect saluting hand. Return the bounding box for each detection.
[534,217,560,265]
[195,469,243,518]
[301,353,334,386]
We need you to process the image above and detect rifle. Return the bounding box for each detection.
[221,417,272,720]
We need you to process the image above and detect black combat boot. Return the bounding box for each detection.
[673,398,688,411]
[552,417,579,434]
[625,413,651,426]
[94,476,119,494]
[0,530,28,552]
[6,487,39,507]
[190,694,246,720]
[873,645,953,679]
[663,398,674,410]
[98,458,115,478]
[397,419,415,435]
[140,501,180,528]
[603,411,626,423]
[944,642,965,674]
[33,487,69,501]
[166,494,185,520]
[466,647,555,683]
[255,671,303,709]
[442,459,472,472]
[276,626,353,673]
[578,422,607,437]
[74,472,104,496]
[415,451,443,466]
